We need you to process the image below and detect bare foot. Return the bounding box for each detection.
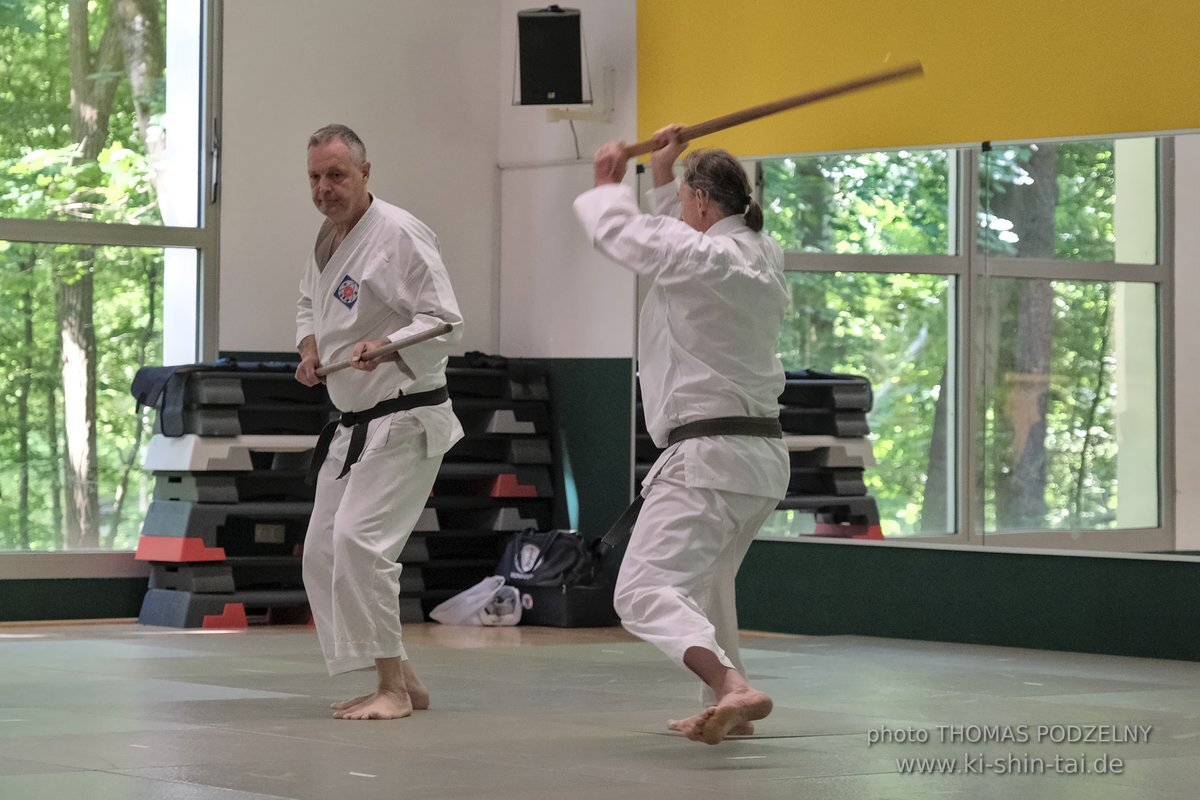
[406,683,430,710]
[667,707,715,741]
[332,690,427,711]
[331,660,429,711]
[401,661,430,710]
[331,693,373,711]
[668,709,756,740]
[697,689,772,745]
[333,689,413,720]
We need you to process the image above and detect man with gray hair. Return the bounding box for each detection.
[295,123,463,720]
[574,126,789,744]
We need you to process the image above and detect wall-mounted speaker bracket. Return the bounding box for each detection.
[545,67,615,124]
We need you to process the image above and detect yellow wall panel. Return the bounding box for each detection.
[637,0,1200,156]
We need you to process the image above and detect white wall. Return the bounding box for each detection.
[219,0,504,354]
[219,0,638,360]
[496,0,638,358]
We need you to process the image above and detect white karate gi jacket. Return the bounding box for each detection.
[574,181,791,500]
[296,197,463,457]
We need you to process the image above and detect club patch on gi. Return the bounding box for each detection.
[334,275,360,309]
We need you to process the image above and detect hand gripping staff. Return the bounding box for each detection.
[305,321,455,485]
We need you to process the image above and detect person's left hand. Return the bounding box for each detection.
[593,141,628,187]
[349,338,397,371]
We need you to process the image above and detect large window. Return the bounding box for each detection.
[981,278,1159,534]
[759,136,1169,550]
[772,271,955,537]
[977,138,1163,543]
[760,148,960,539]
[0,0,216,556]
[762,149,953,256]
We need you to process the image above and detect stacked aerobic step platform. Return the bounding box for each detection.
[775,369,880,539]
[134,362,331,627]
[133,355,559,628]
[634,369,880,539]
[421,355,557,617]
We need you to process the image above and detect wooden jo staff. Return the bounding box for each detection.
[315,322,454,378]
[623,61,924,158]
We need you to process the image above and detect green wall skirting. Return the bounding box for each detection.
[0,578,146,622]
[738,540,1200,661]
[542,358,634,540]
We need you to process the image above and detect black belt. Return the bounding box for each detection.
[305,386,449,485]
[599,416,783,553]
[666,415,783,446]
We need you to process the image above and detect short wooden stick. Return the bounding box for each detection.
[315,322,454,377]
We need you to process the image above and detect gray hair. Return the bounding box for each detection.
[308,124,367,165]
[682,148,763,232]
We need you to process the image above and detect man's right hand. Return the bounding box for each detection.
[650,124,687,188]
[296,336,324,386]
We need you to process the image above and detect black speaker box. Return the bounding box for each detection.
[517,6,583,105]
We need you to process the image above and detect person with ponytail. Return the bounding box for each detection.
[574,126,790,746]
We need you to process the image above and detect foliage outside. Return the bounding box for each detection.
[979,143,1158,533]
[758,150,952,537]
[1,0,166,551]
[758,143,1155,538]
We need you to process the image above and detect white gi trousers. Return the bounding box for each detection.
[302,411,441,675]
[613,451,778,705]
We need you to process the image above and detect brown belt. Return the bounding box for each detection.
[600,416,783,554]
[666,415,783,446]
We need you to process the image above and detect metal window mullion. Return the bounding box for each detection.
[969,528,1172,552]
[1158,137,1176,544]
[781,251,964,275]
[981,257,1167,283]
[199,0,223,361]
[0,218,209,249]
[961,147,984,546]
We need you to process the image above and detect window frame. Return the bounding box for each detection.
[0,0,223,578]
[757,136,1175,553]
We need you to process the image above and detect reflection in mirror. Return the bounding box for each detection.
[978,139,1157,264]
[758,147,957,541]
[760,272,955,538]
[980,279,1159,534]
[979,138,1163,543]
[753,135,1175,554]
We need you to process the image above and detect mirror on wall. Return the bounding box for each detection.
[634,132,1198,559]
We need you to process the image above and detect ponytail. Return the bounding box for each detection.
[744,200,763,232]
